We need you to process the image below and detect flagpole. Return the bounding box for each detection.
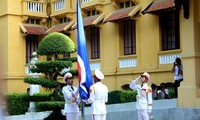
[77,1,85,120]
[81,101,85,120]
[77,0,93,120]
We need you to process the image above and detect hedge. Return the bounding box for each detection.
[5,93,29,115]
[36,101,65,112]
[107,90,137,104]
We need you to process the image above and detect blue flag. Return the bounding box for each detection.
[76,0,93,100]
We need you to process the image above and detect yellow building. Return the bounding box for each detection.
[0,0,199,107]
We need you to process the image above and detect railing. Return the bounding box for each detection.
[82,0,92,3]
[27,2,43,12]
[22,0,47,17]
[90,62,100,70]
[159,54,181,64]
[119,58,137,68]
[54,0,66,11]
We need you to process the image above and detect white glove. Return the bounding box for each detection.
[76,96,81,103]
[147,109,152,114]
[136,76,141,83]
[82,99,87,103]
[74,86,79,96]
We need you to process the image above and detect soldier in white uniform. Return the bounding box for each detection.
[84,69,108,120]
[62,72,79,120]
[129,72,152,120]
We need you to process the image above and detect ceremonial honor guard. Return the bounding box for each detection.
[84,70,108,120]
[129,72,153,120]
[62,72,79,120]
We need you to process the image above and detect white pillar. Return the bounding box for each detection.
[28,73,40,112]
[27,52,41,112]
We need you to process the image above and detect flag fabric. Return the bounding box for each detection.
[76,0,93,100]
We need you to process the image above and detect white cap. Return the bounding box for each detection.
[142,72,150,82]
[94,69,104,80]
[63,72,73,82]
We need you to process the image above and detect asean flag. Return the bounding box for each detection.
[76,0,93,100]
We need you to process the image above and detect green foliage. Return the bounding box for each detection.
[22,32,78,118]
[35,101,65,112]
[29,92,52,102]
[107,90,137,104]
[58,57,77,62]
[31,61,73,74]
[37,32,76,56]
[107,90,121,104]
[67,69,78,77]
[169,88,176,98]
[5,92,65,115]
[120,90,137,103]
[5,93,29,115]
[24,77,65,89]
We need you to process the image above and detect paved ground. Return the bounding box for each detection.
[84,99,200,120]
[5,99,200,120]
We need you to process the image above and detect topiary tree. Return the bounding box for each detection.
[24,32,77,120]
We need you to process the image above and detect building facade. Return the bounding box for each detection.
[0,0,199,107]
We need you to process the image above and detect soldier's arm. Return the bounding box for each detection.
[129,76,141,90]
[62,87,76,101]
[85,85,95,104]
[147,87,153,110]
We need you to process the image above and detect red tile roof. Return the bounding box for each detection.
[46,22,72,34]
[143,0,175,13]
[20,24,47,35]
[72,14,102,29]
[84,15,101,27]
[103,6,137,22]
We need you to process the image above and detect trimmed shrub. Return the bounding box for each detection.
[5,92,64,115]
[6,93,29,115]
[29,92,52,102]
[120,90,137,103]
[35,101,65,112]
[107,90,137,104]
[107,90,121,104]
[169,88,176,98]
[37,32,76,56]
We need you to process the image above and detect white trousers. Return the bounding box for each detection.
[66,113,79,120]
[92,114,106,120]
[137,109,150,120]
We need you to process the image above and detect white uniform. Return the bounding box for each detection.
[130,77,152,120]
[86,82,108,120]
[174,65,183,81]
[173,65,183,97]
[62,85,79,120]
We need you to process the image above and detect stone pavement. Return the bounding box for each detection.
[5,99,200,120]
[84,99,200,120]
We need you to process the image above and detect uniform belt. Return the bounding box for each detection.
[94,100,105,103]
[66,100,75,104]
[136,95,142,101]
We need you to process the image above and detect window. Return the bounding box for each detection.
[60,17,69,23]
[26,35,38,63]
[123,20,136,55]
[120,0,135,8]
[87,10,100,16]
[26,18,40,25]
[160,11,180,51]
[91,27,100,59]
